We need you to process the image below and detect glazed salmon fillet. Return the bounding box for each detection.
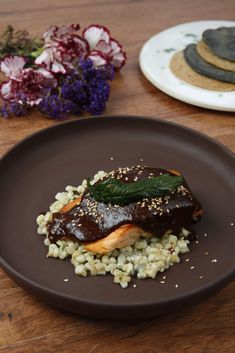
[61,196,151,254]
[48,167,202,255]
[59,196,200,255]
[85,224,151,254]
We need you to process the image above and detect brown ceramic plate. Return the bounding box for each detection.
[0,116,235,320]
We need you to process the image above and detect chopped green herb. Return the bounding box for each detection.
[163,48,176,53]
[87,174,183,205]
[184,33,197,38]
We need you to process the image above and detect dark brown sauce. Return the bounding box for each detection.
[48,166,202,244]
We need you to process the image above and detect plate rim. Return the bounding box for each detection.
[139,20,235,112]
[0,115,235,311]
[0,115,234,161]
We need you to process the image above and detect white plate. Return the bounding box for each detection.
[139,20,235,111]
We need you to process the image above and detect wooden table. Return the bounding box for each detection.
[0,1,235,352]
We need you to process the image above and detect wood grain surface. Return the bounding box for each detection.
[0,1,235,352]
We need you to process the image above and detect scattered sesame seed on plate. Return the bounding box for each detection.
[204,233,208,237]
[64,278,69,282]
[190,266,195,270]
[199,276,204,279]
[133,284,137,288]
[185,258,190,262]
[230,222,234,227]
[211,259,218,263]
[110,157,114,160]
[160,281,165,284]
[205,252,209,255]
[175,284,179,288]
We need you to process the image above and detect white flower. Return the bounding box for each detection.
[83,25,126,69]
[35,24,126,72]
[0,55,25,80]
[0,55,57,106]
[35,24,88,74]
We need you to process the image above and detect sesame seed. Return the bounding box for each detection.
[199,276,204,279]
[204,233,207,237]
[211,259,218,263]
[110,157,114,160]
[185,258,190,262]
[133,284,137,288]
[205,252,209,255]
[160,281,165,284]
[175,284,179,288]
[231,222,234,227]
[190,266,195,270]
[195,240,199,244]
[163,275,166,280]
[64,278,69,282]
[140,158,144,162]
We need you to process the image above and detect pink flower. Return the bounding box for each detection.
[0,56,57,106]
[83,25,126,69]
[35,24,88,74]
[35,24,126,73]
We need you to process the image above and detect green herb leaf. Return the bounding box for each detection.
[0,25,43,66]
[87,174,184,205]
[163,48,176,53]
[184,33,197,38]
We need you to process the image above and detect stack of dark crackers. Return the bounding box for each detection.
[170,27,235,91]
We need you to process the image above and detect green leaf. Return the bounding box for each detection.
[87,174,184,205]
[163,48,176,53]
[0,25,43,66]
[184,33,197,38]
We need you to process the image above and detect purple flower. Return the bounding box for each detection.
[39,59,113,119]
[1,96,29,117]
[34,58,114,120]
[38,94,80,120]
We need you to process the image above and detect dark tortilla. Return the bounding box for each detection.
[184,44,235,84]
[196,40,235,72]
[203,27,235,62]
